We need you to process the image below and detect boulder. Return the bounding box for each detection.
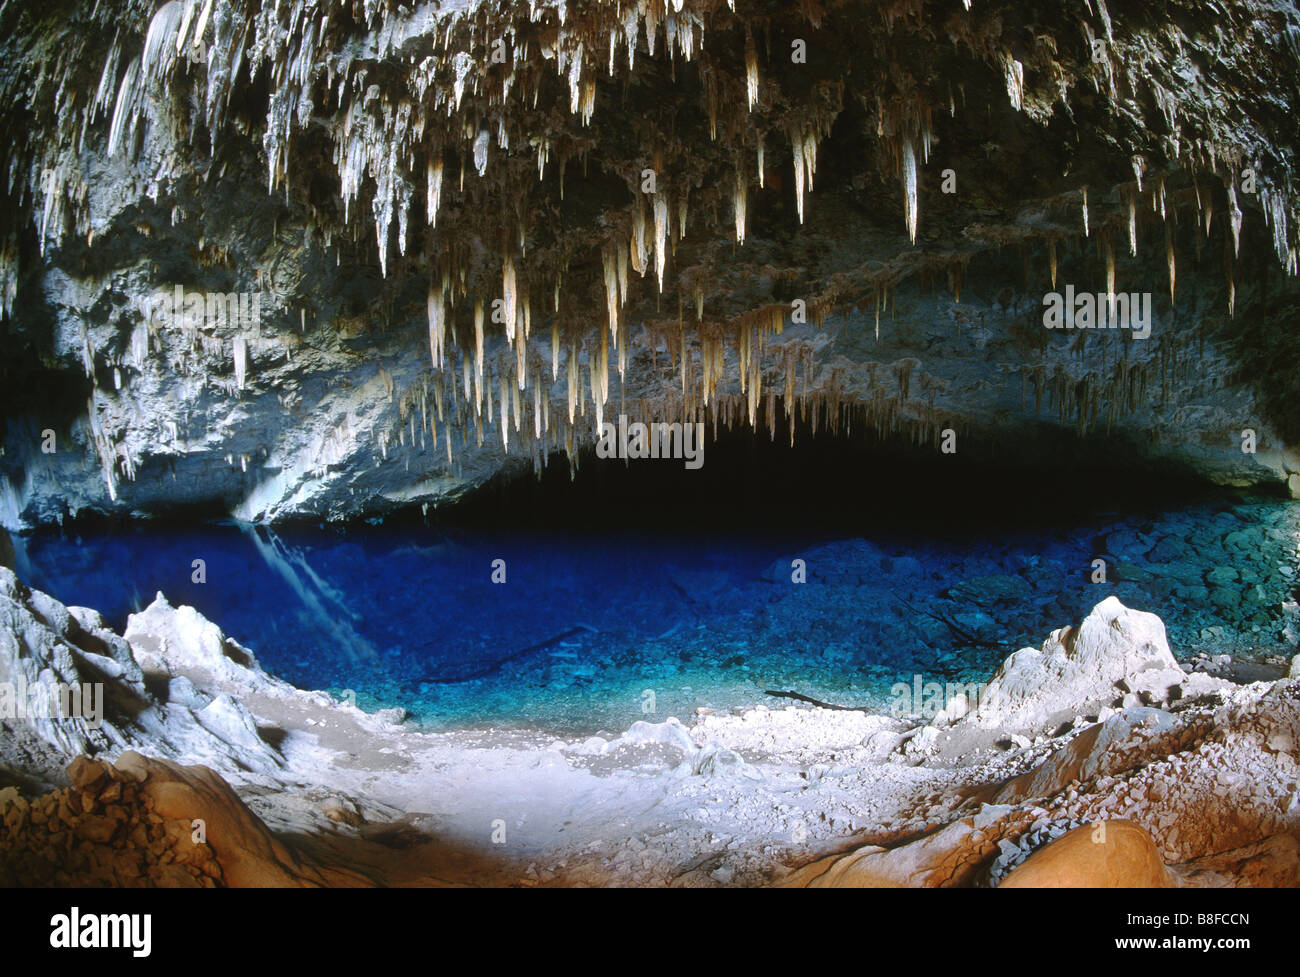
[123,751,373,887]
[963,597,1186,738]
[783,805,1024,888]
[998,820,1176,888]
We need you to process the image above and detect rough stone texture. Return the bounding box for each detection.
[0,755,223,887]
[0,564,402,788]
[784,805,1034,888]
[3,567,1297,887]
[961,595,1189,737]
[132,752,374,886]
[998,820,1176,888]
[1,1,1300,527]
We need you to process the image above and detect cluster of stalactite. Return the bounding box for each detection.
[1,0,1298,496]
[1015,329,1201,438]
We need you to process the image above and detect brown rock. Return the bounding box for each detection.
[67,755,107,791]
[98,782,122,804]
[136,755,374,887]
[323,805,364,828]
[114,751,150,783]
[784,807,1028,888]
[143,770,313,887]
[999,820,1176,888]
[74,815,118,845]
[154,863,204,888]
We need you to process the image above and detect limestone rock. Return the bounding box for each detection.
[784,806,1027,888]
[998,821,1176,888]
[138,756,321,887]
[963,597,1186,737]
[992,708,1179,807]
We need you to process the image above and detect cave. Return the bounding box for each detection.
[0,0,1298,912]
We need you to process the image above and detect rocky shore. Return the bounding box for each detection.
[1,564,1297,887]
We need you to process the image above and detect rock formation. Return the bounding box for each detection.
[2,0,1300,526]
[2,565,1296,887]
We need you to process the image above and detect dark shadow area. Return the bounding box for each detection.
[425,408,1262,543]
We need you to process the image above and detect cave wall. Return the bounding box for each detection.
[1,0,1299,527]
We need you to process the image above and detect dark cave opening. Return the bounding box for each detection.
[435,408,1264,540]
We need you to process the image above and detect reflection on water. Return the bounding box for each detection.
[22,496,1300,734]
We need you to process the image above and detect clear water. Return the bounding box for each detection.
[18,494,1300,735]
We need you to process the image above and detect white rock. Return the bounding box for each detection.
[606,717,696,756]
[963,597,1186,737]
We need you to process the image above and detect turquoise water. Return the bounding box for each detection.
[18,493,1300,735]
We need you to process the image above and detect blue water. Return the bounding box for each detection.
[18,496,1300,734]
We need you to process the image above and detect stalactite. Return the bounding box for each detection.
[427,285,445,368]
[653,193,669,290]
[1104,234,1116,326]
[602,245,619,341]
[233,335,247,390]
[426,156,443,226]
[499,369,510,450]
[1125,186,1138,257]
[745,31,759,111]
[1228,181,1243,258]
[793,131,806,224]
[1166,223,1176,304]
[473,298,485,415]
[631,195,648,277]
[502,255,518,345]
[734,176,747,245]
[15,0,1300,489]
[901,139,918,245]
[567,343,578,423]
[1226,228,1237,317]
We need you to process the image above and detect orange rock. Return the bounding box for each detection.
[999,820,1175,888]
[119,751,376,887]
[67,755,106,791]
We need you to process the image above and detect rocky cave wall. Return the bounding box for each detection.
[1,0,1299,527]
